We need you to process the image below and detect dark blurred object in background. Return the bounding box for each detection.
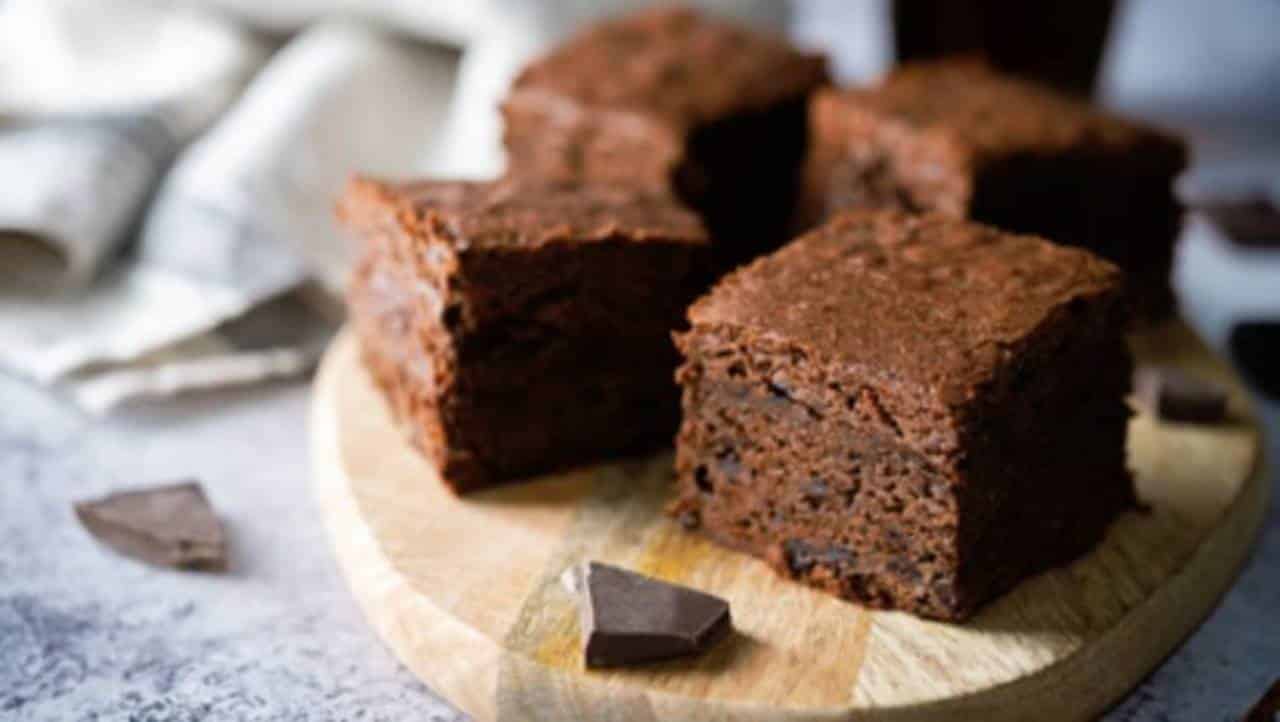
[1201,199,1280,250]
[893,0,1115,95]
[1230,322,1280,401]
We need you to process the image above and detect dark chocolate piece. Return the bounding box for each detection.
[1230,321,1280,401]
[1243,678,1280,722]
[671,210,1134,620]
[502,6,829,265]
[801,60,1187,319]
[1134,365,1229,423]
[340,178,710,492]
[74,481,227,571]
[1202,198,1280,249]
[569,562,730,668]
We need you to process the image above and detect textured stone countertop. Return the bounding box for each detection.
[1,291,1277,722]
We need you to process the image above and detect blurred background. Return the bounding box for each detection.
[1,0,1276,411]
[1,1,1277,720]
[1,0,1277,411]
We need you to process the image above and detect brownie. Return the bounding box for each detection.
[502,6,829,265]
[670,210,1134,620]
[801,60,1187,318]
[340,178,710,493]
[892,0,1115,95]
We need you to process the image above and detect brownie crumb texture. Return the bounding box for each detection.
[802,59,1187,319]
[503,6,830,264]
[671,211,1134,620]
[341,177,711,492]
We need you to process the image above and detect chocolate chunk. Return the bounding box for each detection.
[567,562,730,668]
[1243,678,1280,722]
[821,546,858,567]
[1202,198,1280,249]
[74,481,227,571]
[782,539,857,575]
[1134,365,1229,424]
[1230,321,1280,401]
[782,539,819,575]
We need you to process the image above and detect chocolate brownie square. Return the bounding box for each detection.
[670,210,1135,620]
[502,7,829,264]
[341,178,709,493]
[801,60,1187,318]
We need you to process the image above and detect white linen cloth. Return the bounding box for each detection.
[0,3,459,412]
[0,0,783,413]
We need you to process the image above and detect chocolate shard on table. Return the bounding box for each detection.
[502,6,829,265]
[339,178,711,493]
[1134,365,1230,424]
[565,562,731,668]
[670,210,1135,621]
[801,60,1187,319]
[74,481,227,571]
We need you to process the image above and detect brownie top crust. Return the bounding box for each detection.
[821,60,1184,165]
[338,176,708,250]
[510,7,828,129]
[689,210,1123,399]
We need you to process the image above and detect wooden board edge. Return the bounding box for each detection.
[310,327,1271,722]
[309,332,501,721]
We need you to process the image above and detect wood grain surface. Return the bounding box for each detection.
[310,321,1265,722]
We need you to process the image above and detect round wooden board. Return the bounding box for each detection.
[310,321,1266,722]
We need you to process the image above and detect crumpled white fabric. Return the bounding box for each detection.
[0,3,457,412]
[0,0,785,413]
[0,0,266,286]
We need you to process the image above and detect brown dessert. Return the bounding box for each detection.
[671,210,1135,620]
[341,178,710,492]
[503,6,829,264]
[802,60,1187,318]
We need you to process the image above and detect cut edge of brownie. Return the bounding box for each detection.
[342,177,711,492]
